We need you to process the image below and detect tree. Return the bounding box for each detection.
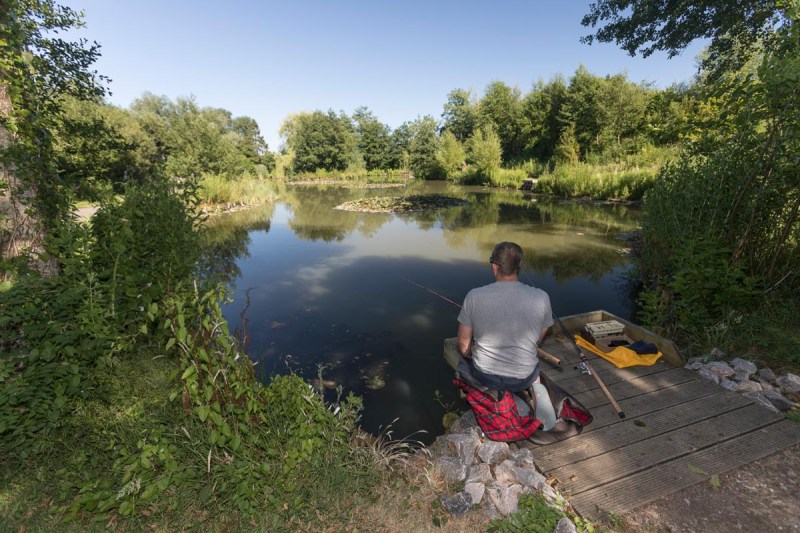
[441,88,479,141]
[478,81,525,162]
[352,107,393,171]
[521,76,567,159]
[467,125,502,177]
[581,0,785,77]
[280,110,357,174]
[407,116,441,179]
[231,116,273,171]
[1,0,107,270]
[599,74,652,150]
[560,66,605,156]
[553,123,580,165]
[436,131,466,178]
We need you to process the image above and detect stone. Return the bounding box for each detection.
[710,347,726,358]
[763,389,795,411]
[720,378,738,391]
[734,380,762,393]
[698,368,721,384]
[743,391,780,413]
[487,483,523,516]
[685,361,705,371]
[554,517,579,533]
[731,357,758,375]
[514,466,548,488]
[494,460,518,484]
[734,370,753,382]
[464,482,485,505]
[459,410,479,431]
[687,355,710,365]
[465,463,493,484]
[706,361,735,378]
[759,367,777,382]
[478,440,509,465]
[436,455,467,483]
[776,374,800,400]
[445,433,480,465]
[539,483,559,501]
[440,492,472,517]
[508,447,535,467]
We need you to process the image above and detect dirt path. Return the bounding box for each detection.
[617,443,800,532]
[74,205,98,220]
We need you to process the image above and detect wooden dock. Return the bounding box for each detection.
[532,330,800,518]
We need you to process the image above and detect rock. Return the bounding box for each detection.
[508,447,535,467]
[734,380,762,393]
[709,347,726,358]
[699,368,721,384]
[494,460,518,484]
[731,357,758,375]
[458,410,479,431]
[734,371,753,382]
[478,440,509,465]
[445,433,480,465]
[759,367,777,382]
[776,374,800,400]
[487,483,523,516]
[436,455,467,483]
[514,466,548,488]
[743,391,780,413]
[687,355,711,365]
[465,463,493,484]
[706,361,735,378]
[720,378,738,391]
[763,389,795,411]
[539,482,559,501]
[441,492,472,516]
[685,361,705,371]
[554,517,579,533]
[464,482,485,505]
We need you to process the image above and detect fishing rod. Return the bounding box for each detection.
[522,271,626,418]
[399,275,563,367]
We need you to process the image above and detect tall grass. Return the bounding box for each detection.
[198,173,279,207]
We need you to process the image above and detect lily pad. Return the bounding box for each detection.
[335,195,468,213]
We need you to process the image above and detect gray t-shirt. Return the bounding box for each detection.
[457,281,554,379]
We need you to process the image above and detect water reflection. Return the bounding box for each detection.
[201,181,639,442]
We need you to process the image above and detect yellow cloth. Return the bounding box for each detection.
[575,336,662,368]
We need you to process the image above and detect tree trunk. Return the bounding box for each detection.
[0,83,57,278]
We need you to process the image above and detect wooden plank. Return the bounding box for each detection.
[572,367,702,410]
[575,378,727,434]
[552,361,673,394]
[535,390,755,471]
[551,403,784,495]
[568,419,800,518]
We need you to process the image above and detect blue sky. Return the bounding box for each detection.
[63,0,706,150]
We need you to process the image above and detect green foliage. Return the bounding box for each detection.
[408,115,443,179]
[353,106,395,171]
[0,0,107,233]
[281,110,359,174]
[487,493,565,532]
[553,123,581,164]
[479,81,526,162]
[441,88,479,141]
[436,130,466,178]
[199,173,278,207]
[467,125,502,178]
[535,157,663,201]
[581,0,786,77]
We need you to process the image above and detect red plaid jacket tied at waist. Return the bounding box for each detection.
[453,379,541,442]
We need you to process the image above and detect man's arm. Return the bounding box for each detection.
[538,326,549,345]
[457,323,473,358]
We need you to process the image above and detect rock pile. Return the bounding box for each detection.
[685,350,800,413]
[426,410,577,531]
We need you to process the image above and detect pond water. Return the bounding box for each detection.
[201,181,640,442]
